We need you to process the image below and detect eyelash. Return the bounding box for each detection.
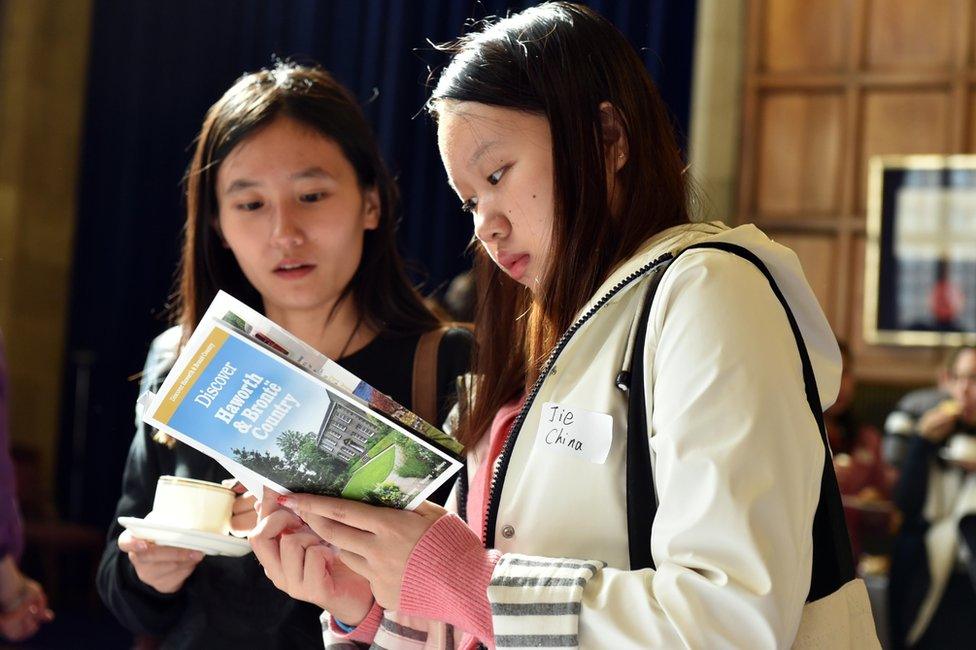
[488,167,505,185]
[460,166,508,214]
[235,192,327,212]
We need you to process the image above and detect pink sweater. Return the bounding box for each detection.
[338,399,523,649]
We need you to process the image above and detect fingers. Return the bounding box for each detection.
[337,549,370,577]
[232,492,259,535]
[0,609,39,642]
[22,580,49,612]
[279,494,385,533]
[301,511,374,556]
[230,510,258,536]
[117,529,141,552]
[127,544,205,565]
[303,544,332,590]
[132,560,195,576]
[119,529,203,594]
[119,532,204,564]
[252,509,304,539]
[221,478,246,494]
[258,486,283,518]
[279,530,321,590]
[250,509,304,581]
[413,500,448,520]
[128,551,203,594]
[233,493,257,515]
[0,592,52,642]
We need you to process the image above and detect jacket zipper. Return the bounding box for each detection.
[482,252,675,548]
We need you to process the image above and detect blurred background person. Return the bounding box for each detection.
[889,346,976,649]
[0,331,54,643]
[884,361,952,470]
[442,270,476,323]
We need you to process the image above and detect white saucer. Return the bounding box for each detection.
[938,449,976,464]
[118,516,252,557]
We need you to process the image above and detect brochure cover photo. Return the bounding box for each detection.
[212,291,463,457]
[142,311,463,510]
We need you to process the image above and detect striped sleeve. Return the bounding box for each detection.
[488,554,606,649]
[322,608,456,650]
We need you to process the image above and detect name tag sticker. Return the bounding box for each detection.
[534,402,613,464]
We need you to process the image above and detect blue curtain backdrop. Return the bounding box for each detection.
[60,0,697,525]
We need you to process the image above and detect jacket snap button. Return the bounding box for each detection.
[501,525,515,539]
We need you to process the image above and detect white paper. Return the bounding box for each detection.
[534,401,613,464]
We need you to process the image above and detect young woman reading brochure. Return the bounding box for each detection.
[251,4,878,647]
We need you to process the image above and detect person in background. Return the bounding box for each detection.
[443,270,475,322]
[883,365,951,470]
[889,346,976,649]
[96,62,471,648]
[0,331,54,642]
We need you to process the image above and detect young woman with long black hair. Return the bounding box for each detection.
[96,62,471,648]
[251,5,877,648]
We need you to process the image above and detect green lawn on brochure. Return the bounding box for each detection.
[341,446,396,499]
[347,431,397,474]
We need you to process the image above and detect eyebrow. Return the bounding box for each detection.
[223,178,260,194]
[222,167,334,194]
[468,140,500,167]
[290,166,333,181]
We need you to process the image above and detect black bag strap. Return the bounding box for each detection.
[623,258,671,571]
[625,241,855,602]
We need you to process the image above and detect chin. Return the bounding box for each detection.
[264,291,332,313]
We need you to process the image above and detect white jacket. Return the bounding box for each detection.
[328,222,845,649]
[479,221,842,649]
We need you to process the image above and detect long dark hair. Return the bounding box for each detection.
[176,61,439,339]
[429,2,689,446]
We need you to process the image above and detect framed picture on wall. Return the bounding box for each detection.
[865,155,976,346]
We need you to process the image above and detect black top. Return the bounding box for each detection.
[96,326,472,649]
[894,420,976,524]
[889,419,976,647]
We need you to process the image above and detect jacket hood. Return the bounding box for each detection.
[594,221,841,411]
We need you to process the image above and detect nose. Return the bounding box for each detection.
[473,203,509,244]
[270,202,305,248]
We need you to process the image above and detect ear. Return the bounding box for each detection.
[599,101,629,173]
[362,186,380,231]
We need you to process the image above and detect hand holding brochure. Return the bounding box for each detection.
[141,291,463,510]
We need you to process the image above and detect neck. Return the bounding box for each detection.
[263,295,376,360]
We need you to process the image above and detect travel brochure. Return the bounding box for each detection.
[141,291,463,510]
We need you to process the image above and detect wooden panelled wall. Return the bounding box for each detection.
[738,0,974,383]
[0,0,91,493]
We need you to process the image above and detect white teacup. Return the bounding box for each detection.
[148,476,235,534]
[945,435,976,464]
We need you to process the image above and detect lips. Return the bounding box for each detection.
[273,260,316,279]
[496,251,530,281]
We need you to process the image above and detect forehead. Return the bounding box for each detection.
[219,117,347,179]
[436,101,549,163]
